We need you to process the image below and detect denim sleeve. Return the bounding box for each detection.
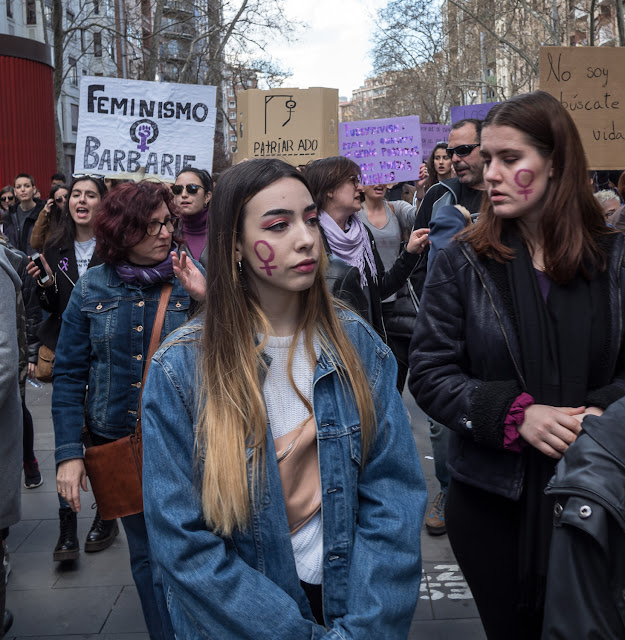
[142,354,327,640]
[327,346,427,640]
[52,283,90,464]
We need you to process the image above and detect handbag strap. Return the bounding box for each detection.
[136,283,173,435]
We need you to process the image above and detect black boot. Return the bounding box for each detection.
[2,609,14,636]
[53,507,79,562]
[84,510,119,552]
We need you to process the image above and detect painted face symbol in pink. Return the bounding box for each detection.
[514,169,535,201]
[254,240,277,276]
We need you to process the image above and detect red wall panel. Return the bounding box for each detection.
[0,56,57,193]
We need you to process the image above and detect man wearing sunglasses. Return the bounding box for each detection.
[408,118,486,539]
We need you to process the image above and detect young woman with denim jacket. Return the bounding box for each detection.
[51,181,205,640]
[141,159,427,639]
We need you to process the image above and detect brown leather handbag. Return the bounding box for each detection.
[83,283,173,520]
[35,344,55,383]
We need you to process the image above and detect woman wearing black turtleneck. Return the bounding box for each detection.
[171,167,212,267]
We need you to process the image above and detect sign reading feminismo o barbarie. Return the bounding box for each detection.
[75,77,217,180]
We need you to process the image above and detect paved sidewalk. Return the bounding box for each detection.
[5,383,485,639]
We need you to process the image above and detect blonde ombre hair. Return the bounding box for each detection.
[198,159,376,536]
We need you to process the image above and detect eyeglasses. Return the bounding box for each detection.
[171,183,204,196]
[146,217,179,236]
[55,194,68,204]
[347,175,362,187]
[446,144,480,159]
[0,195,15,202]
[72,173,105,180]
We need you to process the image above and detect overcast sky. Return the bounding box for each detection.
[264,0,388,99]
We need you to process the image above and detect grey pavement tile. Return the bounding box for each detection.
[53,547,134,588]
[4,519,39,553]
[35,450,57,470]
[5,585,122,636]
[20,490,96,522]
[421,568,480,621]
[101,586,148,634]
[21,466,58,493]
[408,618,487,639]
[33,432,57,450]
[5,552,59,590]
[420,530,457,564]
[412,594,434,621]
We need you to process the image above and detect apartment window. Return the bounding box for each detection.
[71,104,79,132]
[94,32,102,56]
[94,0,99,13]
[231,145,237,153]
[69,56,78,86]
[230,134,237,141]
[80,29,85,51]
[229,100,236,108]
[6,0,12,18]
[229,112,236,120]
[44,0,52,26]
[26,0,36,24]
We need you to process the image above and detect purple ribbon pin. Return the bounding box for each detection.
[59,258,69,272]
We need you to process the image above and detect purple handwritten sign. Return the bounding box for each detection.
[339,116,421,185]
[450,102,499,124]
[420,124,452,159]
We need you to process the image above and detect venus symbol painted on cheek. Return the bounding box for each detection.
[514,169,535,201]
[254,240,277,276]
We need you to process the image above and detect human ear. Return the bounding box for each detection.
[234,238,243,263]
[205,192,212,205]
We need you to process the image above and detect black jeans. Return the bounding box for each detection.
[446,478,543,640]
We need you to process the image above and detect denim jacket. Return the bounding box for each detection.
[53,262,198,464]
[142,312,427,639]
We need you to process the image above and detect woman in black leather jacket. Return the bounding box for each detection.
[305,156,428,342]
[409,91,625,639]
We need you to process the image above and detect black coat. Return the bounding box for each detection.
[542,398,625,639]
[321,225,419,341]
[37,239,103,350]
[3,201,46,257]
[409,235,625,499]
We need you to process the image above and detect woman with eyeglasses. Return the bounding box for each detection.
[172,167,212,266]
[410,91,625,639]
[30,183,69,253]
[49,181,203,640]
[305,156,429,341]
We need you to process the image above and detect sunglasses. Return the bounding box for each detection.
[0,195,15,202]
[146,217,179,237]
[55,194,68,204]
[171,183,204,196]
[72,173,105,179]
[446,144,480,159]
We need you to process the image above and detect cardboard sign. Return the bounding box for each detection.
[450,102,499,124]
[75,77,217,180]
[236,88,338,165]
[421,124,452,159]
[339,116,422,185]
[540,46,625,170]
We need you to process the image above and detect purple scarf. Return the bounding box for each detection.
[319,210,377,288]
[115,253,174,286]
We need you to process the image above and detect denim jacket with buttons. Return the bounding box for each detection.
[141,312,427,639]
[52,262,198,465]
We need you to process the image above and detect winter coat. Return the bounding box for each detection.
[3,201,46,257]
[542,397,625,639]
[0,245,24,529]
[409,235,625,500]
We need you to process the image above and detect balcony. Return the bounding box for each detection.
[163,1,193,16]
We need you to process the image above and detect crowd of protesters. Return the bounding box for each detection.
[2,89,625,640]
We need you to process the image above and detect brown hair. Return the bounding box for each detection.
[463,91,610,284]
[304,156,361,212]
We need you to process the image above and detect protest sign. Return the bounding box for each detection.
[339,116,422,185]
[75,77,217,180]
[540,46,625,170]
[236,88,338,165]
[450,102,499,124]
[421,124,452,158]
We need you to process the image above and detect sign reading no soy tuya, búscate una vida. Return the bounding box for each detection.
[540,46,625,170]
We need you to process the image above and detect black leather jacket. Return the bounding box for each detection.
[409,234,625,500]
[3,201,45,257]
[542,399,625,639]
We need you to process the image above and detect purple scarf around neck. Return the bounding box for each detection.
[115,252,174,286]
[319,210,377,288]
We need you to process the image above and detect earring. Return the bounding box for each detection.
[237,260,243,275]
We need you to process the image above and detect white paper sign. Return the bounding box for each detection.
[75,77,217,179]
